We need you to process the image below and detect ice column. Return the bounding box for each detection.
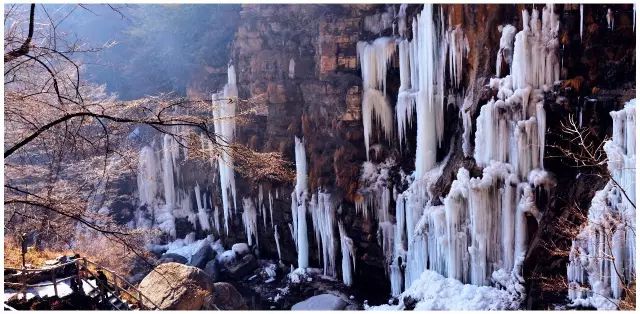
[242,197,258,247]
[212,65,239,234]
[339,221,356,286]
[292,136,309,269]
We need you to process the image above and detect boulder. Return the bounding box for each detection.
[226,254,258,280]
[138,262,213,310]
[208,282,248,310]
[189,243,215,269]
[159,253,188,265]
[217,250,237,265]
[231,243,250,256]
[204,259,220,282]
[291,294,347,310]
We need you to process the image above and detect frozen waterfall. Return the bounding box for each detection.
[567,99,636,309]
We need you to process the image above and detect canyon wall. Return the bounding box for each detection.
[125,3,635,309]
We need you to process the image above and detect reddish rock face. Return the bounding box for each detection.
[175,3,635,308]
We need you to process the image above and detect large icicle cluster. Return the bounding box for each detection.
[213,65,239,234]
[309,191,337,277]
[289,137,357,285]
[357,37,396,160]
[567,99,636,309]
[133,64,241,245]
[510,6,560,91]
[353,5,559,304]
[136,134,202,239]
[360,4,467,171]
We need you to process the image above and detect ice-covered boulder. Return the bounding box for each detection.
[138,262,213,310]
[231,243,250,256]
[291,294,347,310]
[216,250,237,265]
[189,242,215,269]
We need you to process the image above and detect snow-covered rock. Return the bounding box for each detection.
[291,294,347,310]
[232,243,250,256]
[368,270,521,311]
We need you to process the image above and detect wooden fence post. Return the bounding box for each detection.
[138,291,143,309]
[51,271,58,298]
[20,268,27,299]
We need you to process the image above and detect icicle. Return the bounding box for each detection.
[293,136,309,269]
[137,146,159,207]
[357,37,396,93]
[357,37,396,159]
[413,4,446,178]
[259,184,267,229]
[309,191,337,276]
[289,58,295,79]
[397,4,408,38]
[496,25,517,77]
[212,65,239,234]
[268,190,274,229]
[448,25,467,88]
[242,197,258,247]
[195,183,211,231]
[213,206,221,234]
[580,4,584,41]
[162,134,177,209]
[362,89,394,160]
[339,221,356,286]
[275,225,282,261]
[536,102,546,169]
[607,8,614,30]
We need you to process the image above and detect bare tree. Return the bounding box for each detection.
[4,4,293,270]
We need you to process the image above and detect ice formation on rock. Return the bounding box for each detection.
[397,4,408,38]
[496,25,517,77]
[309,191,337,277]
[363,6,395,35]
[242,197,258,247]
[396,39,415,148]
[511,7,560,91]
[194,183,211,231]
[274,225,282,261]
[580,4,584,41]
[289,58,295,79]
[354,5,557,302]
[357,37,396,159]
[339,221,356,286]
[213,65,239,234]
[136,134,197,239]
[448,25,468,89]
[268,190,275,229]
[137,146,159,207]
[369,269,522,311]
[567,99,636,309]
[292,136,309,269]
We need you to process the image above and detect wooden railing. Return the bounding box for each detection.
[4,257,159,310]
[82,259,160,310]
